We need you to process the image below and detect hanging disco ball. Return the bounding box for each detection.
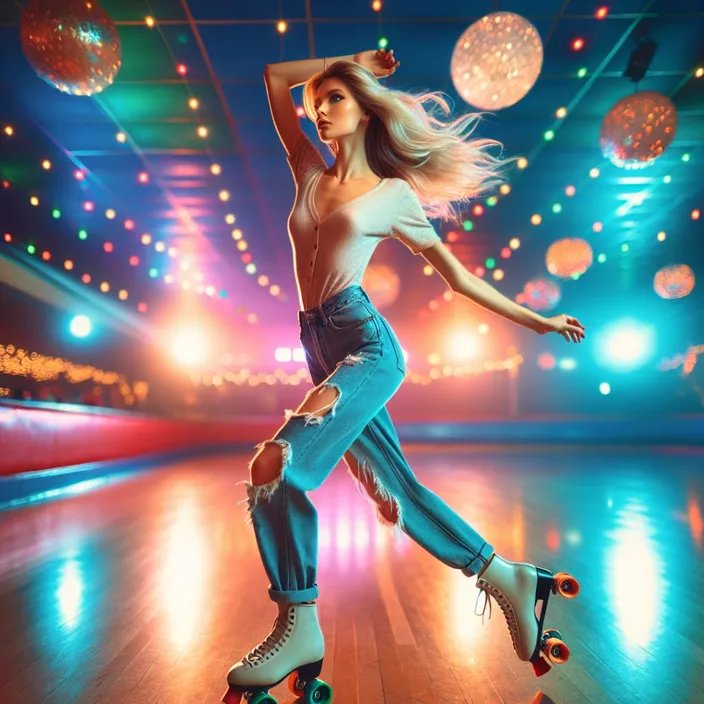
[653,264,695,300]
[600,91,677,169]
[20,0,121,96]
[522,278,561,312]
[451,12,543,111]
[546,238,593,279]
[362,264,400,310]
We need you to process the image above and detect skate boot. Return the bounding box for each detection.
[474,553,580,677]
[222,602,332,703]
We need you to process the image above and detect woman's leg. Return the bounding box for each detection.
[237,341,404,606]
[344,404,494,577]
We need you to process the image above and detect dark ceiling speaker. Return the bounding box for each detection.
[624,37,657,83]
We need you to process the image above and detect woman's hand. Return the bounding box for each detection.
[354,48,400,78]
[538,314,586,343]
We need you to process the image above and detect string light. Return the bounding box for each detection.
[276,20,287,33]
[82,273,91,283]
[3,126,13,136]
[211,163,222,175]
[595,7,609,19]
[372,1,383,10]
[83,200,94,211]
[100,282,110,293]
[517,157,528,169]
[565,185,576,196]
[64,260,73,270]
[124,219,135,230]
[577,67,588,78]
[544,130,555,141]
[693,209,701,221]
[30,196,39,206]
[188,97,199,110]
[145,16,155,28]
[589,167,600,178]
[197,126,208,138]
[103,242,113,252]
[696,67,704,79]
[74,169,85,180]
[572,38,585,51]
[116,132,126,143]
[106,208,116,219]
[138,171,149,184]
[141,233,152,245]
[219,189,230,202]
[556,107,567,119]
[41,159,51,170]
[176,64,188,76]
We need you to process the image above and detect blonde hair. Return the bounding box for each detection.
[303,60,513,221]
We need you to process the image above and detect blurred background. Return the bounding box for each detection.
[0,0,702,474]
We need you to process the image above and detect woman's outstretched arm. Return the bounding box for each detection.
[421,241,586,342]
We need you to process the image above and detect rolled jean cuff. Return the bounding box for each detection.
[460,541,495,578]
[268,583,320,605]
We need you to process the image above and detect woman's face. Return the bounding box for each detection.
[313,78,366,142]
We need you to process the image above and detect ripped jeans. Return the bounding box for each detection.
[238,284,494,606]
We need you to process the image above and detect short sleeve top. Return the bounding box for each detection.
[286,133,442,310]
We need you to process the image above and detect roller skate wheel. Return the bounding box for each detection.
[552,572,580,598]
[288,671,305,697]
[305,680,333,702]
[542,636,570,665]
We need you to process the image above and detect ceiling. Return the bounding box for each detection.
[0,0,702,334]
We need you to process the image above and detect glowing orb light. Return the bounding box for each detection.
[451,12,543,110]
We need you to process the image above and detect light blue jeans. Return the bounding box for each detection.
[240,284,494,605]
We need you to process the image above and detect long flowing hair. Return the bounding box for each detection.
[302,60,513,221]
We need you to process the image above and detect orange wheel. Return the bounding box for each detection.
[542,637,570,665]
[552,572,580,598]
[288,671,305,697]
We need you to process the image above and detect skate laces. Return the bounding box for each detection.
[244,612,293,666]
[475,581,520,652]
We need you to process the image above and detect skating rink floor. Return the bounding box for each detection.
[1,444,703,704]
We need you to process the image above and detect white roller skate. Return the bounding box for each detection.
[222,602,332,703]
[474,553,580,677]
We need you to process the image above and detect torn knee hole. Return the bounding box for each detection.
[284,383,341,426]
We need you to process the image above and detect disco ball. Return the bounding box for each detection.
[20,0,121,96]
[600,91,677,169]
[361,264,400,310]
[523,278,561,312]
[546,238,593,279]
[451,11,543,111]
[654,264,695,300]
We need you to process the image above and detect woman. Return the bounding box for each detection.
[224,49,585,702]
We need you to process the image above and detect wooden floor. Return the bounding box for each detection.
[0,444,703,704]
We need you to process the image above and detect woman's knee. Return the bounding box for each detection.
[249,441,287,486]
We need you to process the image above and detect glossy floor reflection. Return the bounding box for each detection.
[0,444,703,704]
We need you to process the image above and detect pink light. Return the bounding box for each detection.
[74,170,85,181]
[104,242,113,252]
[500,247,511,259]
[138,302,148,313]
[83,201,94,211]
[129,255,139,266]
[176,64,188,76]
[572,38,585,51]
[124,219,135,230]
[565,185,576,196]
[138,172,149,184]
[473,204,484,216]
[596,6,609,20]
[242,253,252,263]
[474,266,485,277]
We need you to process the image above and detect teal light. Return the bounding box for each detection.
[597,253,607,264]
[148,267,158,278]
[552,203,562,214]
[52,208,61,219]
[219,289,228,298]
[485,257,496,269]
[378,37,388,49]
[621,243,629,253]
[486,196,498,207]
[78,229,87,240]
[577,67,587,78]
[682,153,691,162]
[27,244,36,254]
[544,130,555,141]
[663,175,672,184]
[462,219,473,231]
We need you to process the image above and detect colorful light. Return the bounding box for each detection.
[145,16,155,28]
[544,130,555,141]
[517,157,528,169]
[52,208,61,218]
[565,185,576,196]
[589,167,600,178]
[531,214,542,226]
[211,163,222,175]
[188,97,199,110]
[657,231,666,242]
[116,132,126,143]
[572,38,585,51]
[100,282,110,293]
[106,209,116,219]
[552,203,562,214]
[30,196,39,206]
[74,169,85,180]
[509,238,520,249]
[593,222,603,232]
[3,233,11,242]
[138,171,149,183]
[696,67,704,79]
[118,290,128,300]
[596,7,609,20]
[556,107,567,119]
[472,204,484,216]
[104,242,113,252]
[225,213,236,224]
[577,67,588,78]
[41,251,51,260]
[276,20,287,33]
[372,1,382,11]
[78,229,88,240]
[219,190,230,202]
[64,260,73,270]
[82,273,91,283]
[149,268,158,278]
[693,209,701,220]
[141,233,152,245]
[129,255,139,266]
[27,244,36,254]
[138,302,148,313]
[177,64,188,76]
[83,201,94,211]
[197,126,208,138]
[42,159,51,170]
[124,219,135,230]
